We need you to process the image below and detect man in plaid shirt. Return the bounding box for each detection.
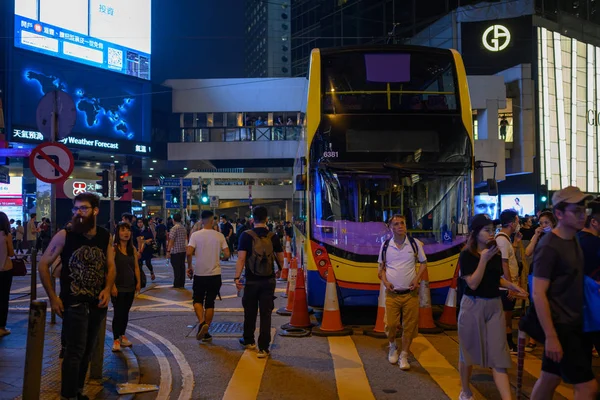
[167,213,188,288]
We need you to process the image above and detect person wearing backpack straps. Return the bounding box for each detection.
[379,214,428,371]
[235,206,284,358]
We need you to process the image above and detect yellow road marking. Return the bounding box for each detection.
[328,336,375,400]
[222,328,276,400]
[518,354,573,399]
[411,335,484,399]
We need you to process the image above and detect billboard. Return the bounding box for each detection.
[10,50,151,153]
[0,177,22,198]
[500,194,535,217]
[474,194,498,220]
[14,0,151,80]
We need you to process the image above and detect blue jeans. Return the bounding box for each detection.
[61,302,107,398]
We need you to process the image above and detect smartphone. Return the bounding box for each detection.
[486,239,497,249]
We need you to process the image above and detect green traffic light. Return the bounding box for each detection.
[541,196,548,202]
[202,196,208,203]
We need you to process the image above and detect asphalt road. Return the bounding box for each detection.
[7,254,597,400]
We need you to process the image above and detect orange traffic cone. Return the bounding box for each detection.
[418,269,443,334]
[278,255,290,282]
[313,267,353,336]
[281,264,313,330]
[277,257,297,315]
[436,276,458,330]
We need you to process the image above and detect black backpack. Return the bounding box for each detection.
[245,230,275,277]
[380,236,419,265]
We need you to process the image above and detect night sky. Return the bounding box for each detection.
[151,0,246,83]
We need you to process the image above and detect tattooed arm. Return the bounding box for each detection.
[39,230,67,317]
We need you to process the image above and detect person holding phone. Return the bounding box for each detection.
[458,214,527,400]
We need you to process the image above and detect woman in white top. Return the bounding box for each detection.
[15,220,24,254]
[0,211,15,337]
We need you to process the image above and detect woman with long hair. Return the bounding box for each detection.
[0,211,15,337]
[111,222,141,352]
[458,214,527,400]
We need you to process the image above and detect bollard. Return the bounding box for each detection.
[30,249,37,301]
[89,315,107,380]
[22,300,47,400]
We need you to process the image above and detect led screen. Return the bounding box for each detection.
[501,194,535,217]
[474,194,498,220]
[14,0,151,79]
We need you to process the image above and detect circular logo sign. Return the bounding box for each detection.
[482,25,511,52]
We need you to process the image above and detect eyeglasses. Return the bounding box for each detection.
[72,206,92,214]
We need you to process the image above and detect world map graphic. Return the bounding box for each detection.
[25,71,134,139]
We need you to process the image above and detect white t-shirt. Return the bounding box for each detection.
[188,229,228,276]
[378,237,427,291]
[496,232,519,281]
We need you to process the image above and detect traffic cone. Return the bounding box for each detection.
[281,264,313,330]
[313,267,353,336]
[277,257,297,315]
[278,255,289,282]
[435,276,458,330]
[418,269,443,334]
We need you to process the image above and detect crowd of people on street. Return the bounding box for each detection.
[1,184,600,398]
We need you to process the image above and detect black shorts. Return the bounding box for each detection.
[501,290,516,311]
[542,324,595,385]
[192,275,222,309]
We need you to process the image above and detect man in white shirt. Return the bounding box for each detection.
[379,214,428,371]
[187,210,230,342]
[495,209,523,354]
[27,213,38,255]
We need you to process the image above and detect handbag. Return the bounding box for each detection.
[11,256,27,277]
[518,275,545,343]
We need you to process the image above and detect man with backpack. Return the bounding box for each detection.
[379,214,428,371]
[235,206,284,358]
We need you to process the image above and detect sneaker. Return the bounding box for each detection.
[459,391,474,400]
[239,338,256,350]
[196,322,209,340]
[509,344,518,355]
[120,335,132,347]
[257,349,270,358]
[399,352,410,371]
[112,339,121,352]
[388,343,399,364]
[525,343,536,353]
[0,328,11,337]
[201,333,212,342]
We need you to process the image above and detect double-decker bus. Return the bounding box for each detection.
[293,45,474,307]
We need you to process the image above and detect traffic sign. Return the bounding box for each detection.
[209,195,219,208]
[166,189,188,209]
[160,178,192,187]
[36,90,77,140]
[30,142,74,184]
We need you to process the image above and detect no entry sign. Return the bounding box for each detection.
[30,142,74,184]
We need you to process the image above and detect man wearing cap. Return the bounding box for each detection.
[531,186,597,400]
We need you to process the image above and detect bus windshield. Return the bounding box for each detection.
[311,166,470,257]
[322,50,458,113]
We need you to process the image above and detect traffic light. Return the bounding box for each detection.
[96,170,109,197]
[539,184,549,209]
[171,188,181,206]
[116,170,129,197]
[200,184,209,204]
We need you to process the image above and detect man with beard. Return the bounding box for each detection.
[39,193,116,400]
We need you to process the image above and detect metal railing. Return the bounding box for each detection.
[173,126,302,143]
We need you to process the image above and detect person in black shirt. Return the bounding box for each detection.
[155,218,168,257]
[137,219,155,281]
[220,214,234,260]
[235,206,284,358]
[458,214,526,400]
[38,193,116,400]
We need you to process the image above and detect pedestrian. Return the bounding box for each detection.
[495,209,523,354]
[235,206,284,358]
[137,218,155,282]
[379,214,427,371]
[38,192,116,400]
[187,211,229,341]
[457,214,526,400]
[167,213,188,289]
[531,186,597,400]
[26,213,37,257]
[0,211,15,337]
[213,216,220,232]
[111,222,141,352]
[155,218,168,256]
[219,215,234,260]
[15,220,24,255]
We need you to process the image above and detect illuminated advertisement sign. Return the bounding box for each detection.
[10,51,151,153]
[482,25,511,52]
[0,177,23,198]
[14,0,151,79]
[58,178,132,201]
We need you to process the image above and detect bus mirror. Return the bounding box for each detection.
[296,174,306,191]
